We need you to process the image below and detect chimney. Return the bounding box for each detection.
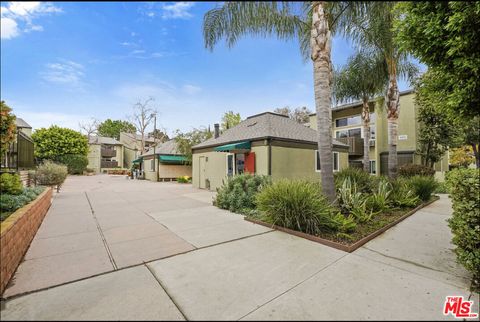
[214,123,220,138]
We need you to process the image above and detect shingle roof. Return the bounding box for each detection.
[15,118,32,128]
[89,136,122,145]
[140,139,183,157]
[192,112,348,149]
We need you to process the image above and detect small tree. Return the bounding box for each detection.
[415,73,458,168]
[148,128,169,143]
[0,101,16,160]
[130,98,157,153]
[78,118,99,141]
[273,106,312,124]
[97,119,136,140]
[32,126,88,160]
[221,111,241,131]
[174,127,213,161]
[450,146,475,169]
[334,49,388,172]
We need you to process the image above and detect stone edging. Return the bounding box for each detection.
[245,196,440,253]
[0,187,53,295]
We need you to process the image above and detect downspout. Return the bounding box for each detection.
[268,138,272,176]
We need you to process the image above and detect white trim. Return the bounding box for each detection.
[315,150,339,172]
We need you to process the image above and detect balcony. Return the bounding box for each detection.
[101,147,116,157]
[337,137,364,156]
[101,160,118,168]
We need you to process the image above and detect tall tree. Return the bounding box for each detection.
[273,106,312,124]
[148,128,169,143]
[334,49,387,172]
[130,97,157,153]
[203,2,367,202]
[221,111,241,131]
[78,118,99,141]
[174,127,213,161]
[0,101,16,160]
[394,1,479,119]
[345,2,417,178]
[97,119,136,140]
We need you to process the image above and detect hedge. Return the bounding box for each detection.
[446,168,480,292]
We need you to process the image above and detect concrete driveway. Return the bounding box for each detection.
[1,175,477,320]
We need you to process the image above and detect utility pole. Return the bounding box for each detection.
[153,113,159,182]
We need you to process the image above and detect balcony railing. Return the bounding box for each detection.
[337,137,364,156]
[101,148,116,157]
[101,160,118,168]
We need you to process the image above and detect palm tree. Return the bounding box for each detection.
[344,2,417,178]
[334,49,387,172]
[203,2,366,202]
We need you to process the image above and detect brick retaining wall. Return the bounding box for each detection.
[0,187,52,295]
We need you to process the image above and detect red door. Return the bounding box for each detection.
[244,152,255,174]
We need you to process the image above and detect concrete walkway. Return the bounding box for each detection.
[1,176,477,320]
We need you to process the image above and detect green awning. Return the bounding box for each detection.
[158,155,189,164]
[132,158,142,164]
[213,141,251,152]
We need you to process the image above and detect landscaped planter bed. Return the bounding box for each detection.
[0,187,53,295]
[245,196,439,253]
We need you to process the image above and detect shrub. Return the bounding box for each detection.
[0,173,23,195]
[85,168,95,173]
[334,167,373,192]
[34,161,68,191]
[214,174,271,214]
[398,164,435,177]
[56,154,88,175]
[177,176,191,183]
[337,177,370,222]
[434,181,449,194]
[446,168,480,292]
[366,179,392,212]
[406,175,437,202]
[389,178,420,208]
[0,186,45,219]
[256,179,355,234]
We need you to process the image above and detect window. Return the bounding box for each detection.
[370,127,376,141]
[226,154,235,176]
[151,159,155,171]
[316,151,339,172]
[335,128,362,138]
[369,160,376,174]
[335,115,361,128]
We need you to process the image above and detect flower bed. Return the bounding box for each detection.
[246,196,439,252]
[0,187,53,295]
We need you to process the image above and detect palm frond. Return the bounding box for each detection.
[203,2,308,52]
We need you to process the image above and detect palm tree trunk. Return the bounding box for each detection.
[386,72,400,178]
[311,1,336,202]
[362,98,370,173]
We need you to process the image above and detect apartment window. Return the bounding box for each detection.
[370,127,376,140]
[316,151,339,172]
[226,154,235,176]
[151,159,155,171]
[335,115,361,128]
[336,128,362,138]
[369,160,376,174]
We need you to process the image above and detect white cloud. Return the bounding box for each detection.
[1,17,19,39]
[16,111,93,131]
[161,2,194,19]
[41,60,86,89]
[182,84,201,95]
[1,2,61,39]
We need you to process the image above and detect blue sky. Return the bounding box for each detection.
[1,1,416,136]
